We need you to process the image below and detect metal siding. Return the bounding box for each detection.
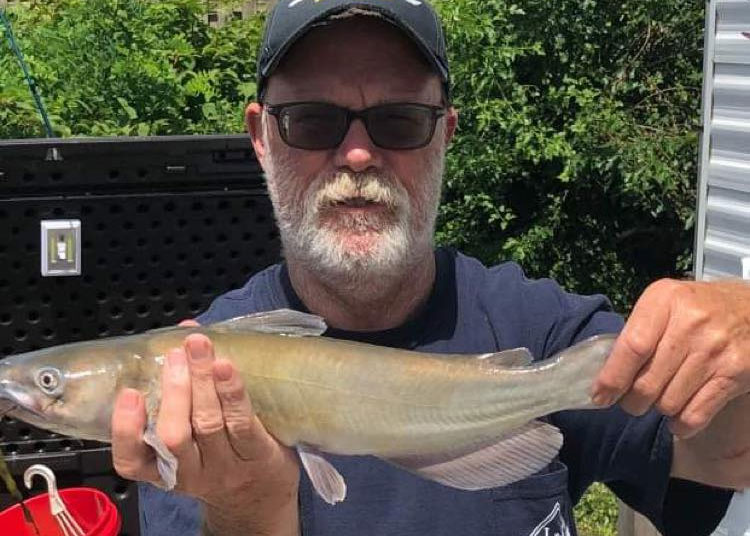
[697,0,750,281]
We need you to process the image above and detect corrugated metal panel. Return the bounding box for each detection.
[696,0,750,281]
[699,5,750,536]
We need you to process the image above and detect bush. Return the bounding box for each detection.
[435,0,704,311]
[0,0,263,138]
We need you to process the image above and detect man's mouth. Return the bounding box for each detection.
[325,196,392,211]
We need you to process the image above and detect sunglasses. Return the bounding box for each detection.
[264,102,446,151]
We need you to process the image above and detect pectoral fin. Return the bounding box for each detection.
[143,421,178,491]
[385,420,562,490]
[297,445,346,505]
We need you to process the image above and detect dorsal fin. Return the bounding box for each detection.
[144,325,184,335]
[476,347,534,368]
[209,309,327,337]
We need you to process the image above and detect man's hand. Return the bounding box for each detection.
[111,322,300,536]
[591,279,750,487]
[593,279,750,437]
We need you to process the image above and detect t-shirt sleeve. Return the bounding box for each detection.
[138,483,201,536]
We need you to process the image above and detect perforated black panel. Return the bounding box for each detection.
[0,193,278,354]
[0,135,281,535]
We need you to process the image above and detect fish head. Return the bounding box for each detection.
[0,343,127,441]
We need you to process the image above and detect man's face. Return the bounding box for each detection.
[248,16,457,284]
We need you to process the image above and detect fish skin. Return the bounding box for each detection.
[0,311,617,501]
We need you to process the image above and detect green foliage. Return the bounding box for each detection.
[0,0,264,138]
[574,483,619,536]
[1,0,704,310]
[435,0,704,310]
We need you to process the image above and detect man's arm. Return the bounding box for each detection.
[592,279,750,490]
[112,332,300,536]
[671,392,750,489]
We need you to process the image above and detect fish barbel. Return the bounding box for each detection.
[0,309,616,504]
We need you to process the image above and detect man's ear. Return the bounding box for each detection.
[246,102,267,163]
[444,106,459,145]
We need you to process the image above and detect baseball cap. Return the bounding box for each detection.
[256,0,451,102]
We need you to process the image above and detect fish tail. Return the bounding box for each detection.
[549,333,617,409]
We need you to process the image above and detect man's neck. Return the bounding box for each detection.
[287,252,436,331]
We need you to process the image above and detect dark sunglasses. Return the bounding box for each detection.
[264,102,446,151]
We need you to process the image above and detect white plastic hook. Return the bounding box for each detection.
[23,464,84,536]
[24,464,58,495]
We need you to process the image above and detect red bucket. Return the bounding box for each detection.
[0,487,121,536]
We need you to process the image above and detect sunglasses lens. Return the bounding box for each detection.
[279,103,347,150]
[368,105,436,150]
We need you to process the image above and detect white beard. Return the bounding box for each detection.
[263,139,445,289]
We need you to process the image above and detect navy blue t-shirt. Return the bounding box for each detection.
[139,248,731,536]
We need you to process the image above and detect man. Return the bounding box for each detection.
[111,1,750,535]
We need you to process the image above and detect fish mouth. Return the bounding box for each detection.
[0,386,44,419]
[0,366,45,419]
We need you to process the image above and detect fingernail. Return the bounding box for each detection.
[214,361,233,382]
[120,389,140,410]
[187,338,209,361]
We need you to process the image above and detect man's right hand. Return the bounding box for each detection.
[111,322,301,536]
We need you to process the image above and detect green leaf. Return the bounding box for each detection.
[116,97,138,120]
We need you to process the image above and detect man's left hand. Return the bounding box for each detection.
[592,279,750,439]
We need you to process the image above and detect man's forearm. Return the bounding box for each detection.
[201,498,300,536]
[670,393,750,490]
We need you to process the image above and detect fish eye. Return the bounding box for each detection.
[36,368,62,395]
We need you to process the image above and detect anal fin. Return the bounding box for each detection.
[385,420,562,490]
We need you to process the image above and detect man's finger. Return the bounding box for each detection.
[179,319,200,327]
[655,351,713,419]
[617,330,687,416]
[593,281,673,405]
[111,388,161,483]
[156,348,195,460]
[668,376,739,438]
[213,358,274,462]
[185,334,233,461]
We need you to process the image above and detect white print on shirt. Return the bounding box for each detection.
[288,0,422,7]
[528,502,572,536]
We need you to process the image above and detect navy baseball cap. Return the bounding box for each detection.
[256,0,451,102]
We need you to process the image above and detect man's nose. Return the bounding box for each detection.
[334,118,383,172]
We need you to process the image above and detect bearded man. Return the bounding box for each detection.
[111,2,750,535]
